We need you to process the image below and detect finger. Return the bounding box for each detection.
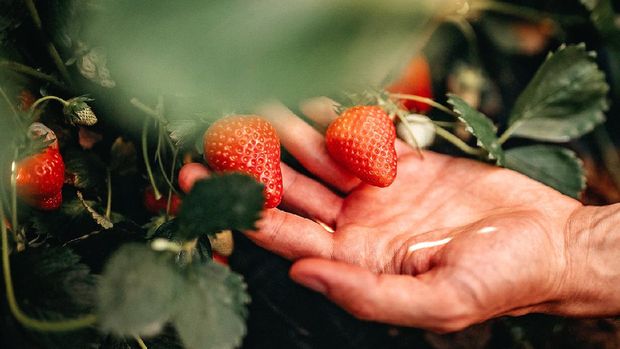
[246,208,334,260]
[290,258,473,332]
[300,97,414,158]
[257,101,361,192]
[178,163,211,193]
[281,163,342,227]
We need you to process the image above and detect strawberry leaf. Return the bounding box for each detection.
[581,0,620,50]
[507,44,609,142]
[172,261,250,349]
[76,191,113,229]
[177,174,263,240]
[97,244,182,336]
[505,145,585,199]
[447,94,505,165]
[8,246,98,348]
[64,148,107,190]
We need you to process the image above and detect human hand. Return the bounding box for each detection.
[246,98,589,332]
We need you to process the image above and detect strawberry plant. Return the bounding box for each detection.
[0,0,619,348]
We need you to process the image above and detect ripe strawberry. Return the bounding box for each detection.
[203,115,282,208]
[15,123,65,210]
[387,55,433,113]
[326,106,397,187]
[144,187,182,216]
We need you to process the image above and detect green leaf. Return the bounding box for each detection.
[447,94,504,165]
[581,0,620,50]
[83,0,442,113]
[177,174,263,240]
[507,44,609,142]
[64,147,107,190]
[166,119,210,151]
[9,246,98,348]
[97,244,182,336]
[77,191,113,229]
[505,145,585,199]
[172,261,250,349]
[30,196,104,241]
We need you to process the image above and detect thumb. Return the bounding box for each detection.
[289,258,473,332]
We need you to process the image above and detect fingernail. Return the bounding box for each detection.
[294,275,328,295]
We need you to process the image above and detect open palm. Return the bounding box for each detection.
[246,100,583,331]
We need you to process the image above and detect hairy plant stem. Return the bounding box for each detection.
[0,60,64,88]
[1,202,97,331]
[434,124,485,156]
[22,0,72,85]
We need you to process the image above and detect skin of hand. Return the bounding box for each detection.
[181,98,620,332]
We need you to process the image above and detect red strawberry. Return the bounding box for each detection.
[203,115,282,208]
[15,123,65,210]
[144,187,182,216]
[326,106,397,187]
[387,55,433,113]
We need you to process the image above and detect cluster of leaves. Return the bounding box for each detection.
[445,43,608,199]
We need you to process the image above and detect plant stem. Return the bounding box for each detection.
[142,118,163,200]
[134,336,148,349]
[165,148,179,220]
[28,95,67,123]
[105,168,112,219]
[0,84,24,130]
[0,60,64,88]
[10,149,19,239]
[22,0,72,85]
[389,93,459,117]
[434,124,485,156]
[497,122,520,145]
[130,98,160,119]
[469,1,582,24]
[1,203,97,331]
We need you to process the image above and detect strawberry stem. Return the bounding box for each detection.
[0,84,24,130]
[434,124,485,156]
[142,118,163,200]
[0,60,65,88]
[134,335,148,349]
[165,148,179,220]
[394,111,424,159]
[22,0,73,85]
[28,95,68,123]
[389,93,458,117]
[1,202,97,331]
[105,168,112,219]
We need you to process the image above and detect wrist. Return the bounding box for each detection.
[551,204,620,316]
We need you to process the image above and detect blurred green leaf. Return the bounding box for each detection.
[177,174,263,240]
[508,44,609,142]
[505,145,585,199]
[172,261,250,349]
[581,0,620,50]
[97,244,181,336]
[447,94,504,165]
[9,246,98,348]
[84,0,445,113]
